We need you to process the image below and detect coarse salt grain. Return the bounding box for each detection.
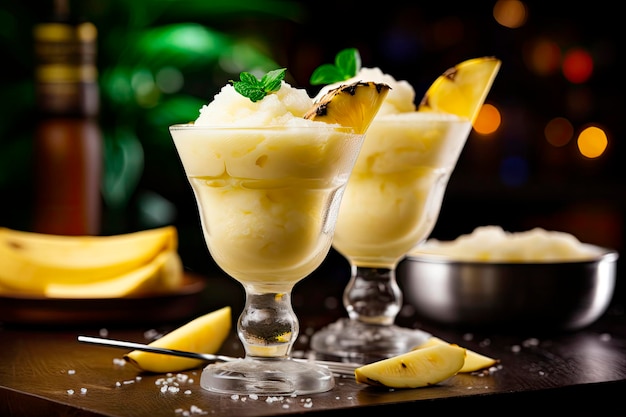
[113,358,126,366]
[67,389,74,395]
[184,390,192,395]
[249,394,258,400]
[67,369,76,375]
[80,387,87,394]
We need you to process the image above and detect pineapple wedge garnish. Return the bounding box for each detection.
[304,81,390,134]
[418,56,501,124]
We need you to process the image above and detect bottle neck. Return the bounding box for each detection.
[33,8,99,117]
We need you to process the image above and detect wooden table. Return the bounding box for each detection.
[2,293,625,416]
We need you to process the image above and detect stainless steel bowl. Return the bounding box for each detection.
[398,245,618,332]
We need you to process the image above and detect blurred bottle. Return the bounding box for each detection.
[32,0,102,235]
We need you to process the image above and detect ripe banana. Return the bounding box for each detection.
[45,249,183,298]
[0,226,178,293]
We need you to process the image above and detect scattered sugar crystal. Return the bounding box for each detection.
[249,394,258,400]
[231,394,239,400]
[67,389,74,395]
[303,402,313,408]
[184,390,192,395]
[135,376,142,381]
[115,381,121,387]
[168,386,180,393]
[144,329,160,340]
[522,338,540,347]
[99,328,109,337]
[189,405,206,414]
[67,369,76,375]
[282,404,290,409]
[80,387,87,394]
[160,386,168,393]
[176,373,189,382]
[113,358,126,366]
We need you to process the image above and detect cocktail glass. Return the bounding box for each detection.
[170,124,365,395]
[310,113,472,362]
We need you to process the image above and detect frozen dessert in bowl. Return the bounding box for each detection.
[170,68,389,394]
[399,226,619,332]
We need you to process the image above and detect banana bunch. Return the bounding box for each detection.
[0,226,184,298]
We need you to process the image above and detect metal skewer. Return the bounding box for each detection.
[77,335,361,377]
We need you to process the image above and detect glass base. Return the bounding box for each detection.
[200,357,335,396]
[310,318,431,363]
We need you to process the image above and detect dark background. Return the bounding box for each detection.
[0,0,623,310]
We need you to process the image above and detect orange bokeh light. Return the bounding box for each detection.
[544,117,574,147]
[577,125,608,159]
[473,103,501,135]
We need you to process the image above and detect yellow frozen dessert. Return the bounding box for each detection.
[171,70,389,292]
[309,51,500,361]
[170,68,388,396]
[317,68,471,267]
[173,91,359,291]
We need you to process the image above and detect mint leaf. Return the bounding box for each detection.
[310,48,361,85]
[230,68,286,102]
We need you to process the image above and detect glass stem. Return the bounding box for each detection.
[238,288,298,358]
[343,266,402,326]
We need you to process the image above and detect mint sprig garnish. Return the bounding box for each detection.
[231,68,286,102]
[309,48,361,85]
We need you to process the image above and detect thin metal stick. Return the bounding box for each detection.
[77,335,360,377]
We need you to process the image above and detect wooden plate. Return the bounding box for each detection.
[0,273,207,327]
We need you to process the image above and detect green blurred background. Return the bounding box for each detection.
[0,0,623,305]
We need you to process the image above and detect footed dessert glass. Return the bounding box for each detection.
[310,113,473,363]
[170,124,365,395]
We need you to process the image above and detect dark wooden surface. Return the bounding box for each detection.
[1,295,626,416]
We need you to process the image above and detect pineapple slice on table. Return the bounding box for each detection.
[124,306,231,373]
[304,81,391,134]
[354,342,466,389]
[418,56,501,124]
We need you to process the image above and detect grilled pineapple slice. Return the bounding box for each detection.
[304,81,390,134]
[354,342,465,389]
[418,57,501,124]
[125,306,232,373]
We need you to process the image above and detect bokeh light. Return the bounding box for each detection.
[562,48,594,84]
[577,125,608,159]
[544,117,574,147]
[473,103,501,135]
[493,0,528,29]
[524,37,561,76]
